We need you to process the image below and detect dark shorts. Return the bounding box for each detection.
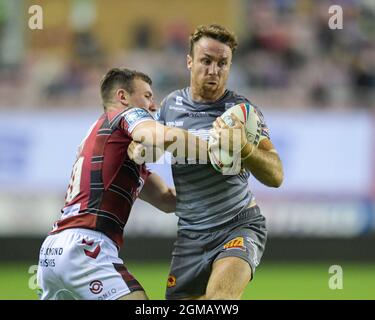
[165,206,267,300]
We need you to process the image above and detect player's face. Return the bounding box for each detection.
[128,79,157,113]
[187,37,232,102]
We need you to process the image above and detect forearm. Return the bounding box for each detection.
[150,187,176,213]
[160,188,176,213]
[241,142,284,187]
[132,122,208,162]
[140,186,176,213]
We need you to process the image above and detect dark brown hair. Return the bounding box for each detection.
[100,68,152,110]
[189,24,238,56]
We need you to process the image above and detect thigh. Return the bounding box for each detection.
[214,216,267,281]
[205,219,267,300]
[165,230,212,300]
[205,256,251,300]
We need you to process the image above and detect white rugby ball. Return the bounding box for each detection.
[208,103,262,174]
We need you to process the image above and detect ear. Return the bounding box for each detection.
[187,54,193,70]
[116,88,130,106]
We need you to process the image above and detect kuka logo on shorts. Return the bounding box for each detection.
[89,280,103,294]
[223,237,245,251]
[167,275,176,288]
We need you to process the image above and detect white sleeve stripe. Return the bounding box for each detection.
[128,119,155,134]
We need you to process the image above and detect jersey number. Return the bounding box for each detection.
[65,156,84,203]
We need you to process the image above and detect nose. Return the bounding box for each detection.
[208,62,218,75]
[148,100,157,112]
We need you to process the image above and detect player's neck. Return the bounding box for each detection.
[106,104,126,113]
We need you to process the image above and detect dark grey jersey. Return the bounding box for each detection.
[157,87,270,231]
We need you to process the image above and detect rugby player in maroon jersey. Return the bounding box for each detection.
[37,68,207,300]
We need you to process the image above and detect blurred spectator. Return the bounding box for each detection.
[309,82,331,108]
[132,22,153,49]
[43,60,86,102]
[349,48,375,108]
[0,0,6,69]
[73,31,104,64]
[163,21,189,53]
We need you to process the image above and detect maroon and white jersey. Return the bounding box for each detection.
[50,108,154,248]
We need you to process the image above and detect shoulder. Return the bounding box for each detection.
[226,90,252,105]
[227,90,265,114]
[161,88,187,108]
[158,88,188,122]
[122,107,153,122]
[105,107,152,124]
[119,107,154,132]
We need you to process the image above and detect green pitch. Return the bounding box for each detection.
[0,262,374,300]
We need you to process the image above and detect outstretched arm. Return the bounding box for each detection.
[127,141,165,164]
[139,173,176,213]
[131,120,209,163]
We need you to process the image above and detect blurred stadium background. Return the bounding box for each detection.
[0,0,374,299]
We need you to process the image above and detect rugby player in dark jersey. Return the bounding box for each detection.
[131,25,284,300]
[37,68,207,300]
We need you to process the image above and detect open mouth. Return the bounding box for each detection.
[206,81,218,85]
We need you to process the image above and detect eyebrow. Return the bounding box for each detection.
[202,53,228,61]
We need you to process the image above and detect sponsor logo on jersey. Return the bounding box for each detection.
[176,96,183,105]
[123,108,152,127]
[169,105,186,112]
[89,280,103,294]
[61,203,81,220]
[223,237,246,251]
[166,121,184,127]
[167,275,176,288]
[188,112,208,118]
[188,129,210,141]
